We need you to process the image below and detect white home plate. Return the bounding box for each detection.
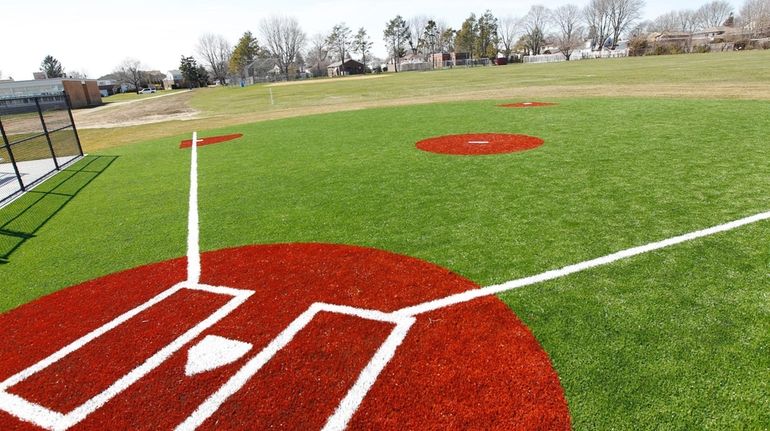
[185,335,253,376]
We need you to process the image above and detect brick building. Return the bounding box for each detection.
[0,78,102,109]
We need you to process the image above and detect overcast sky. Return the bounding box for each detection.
[1,0,728,80]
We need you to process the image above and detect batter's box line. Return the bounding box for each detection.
[177,302,415,431]
[0,282,253,431]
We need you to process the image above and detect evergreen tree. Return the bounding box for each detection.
[180,56,201,88]
[40,55,65,78]
[383,16,410,72]
[477,10,499,59]
[229,31,261,79]
[456,14,478,60]
[423,20,439,68]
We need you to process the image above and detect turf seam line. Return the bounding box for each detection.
[396,210,770,317]
[187,131,201,285]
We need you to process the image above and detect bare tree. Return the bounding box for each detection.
[326,23,353,64]
[523,5,550,55]
[435,21,454,52]
[408,15,430,56]
[695,1,734,29]
[553,4,585,60]
[608,0,645,47]
[196,33,231,85]
[651,11,679,32]
[260,16,307,80]
[585,0,613,54]
[740,0,770,35]
[306,33,329,77]
[114,58,145,93]
[68,70,89,79]
[677,9,699,32]
[499,16,522,60]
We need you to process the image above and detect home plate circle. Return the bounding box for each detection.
[0,244,570,430]
[416,133,545,155]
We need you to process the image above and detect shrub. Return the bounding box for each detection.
[628,36,649,56]
[693,44,712,54]
[734,39,751,50]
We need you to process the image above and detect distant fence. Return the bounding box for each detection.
[524,49,629,64]
[442,58,493,68]
[0,94,83,207]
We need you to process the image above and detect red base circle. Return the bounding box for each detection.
[0,244,570,430]
[180,134,243,149]
[499,102,558,108]
[416,133,545,155]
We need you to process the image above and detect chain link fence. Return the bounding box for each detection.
[0,94,83,207]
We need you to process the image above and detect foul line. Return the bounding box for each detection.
[396,210,770,317]
[187,132,201,284]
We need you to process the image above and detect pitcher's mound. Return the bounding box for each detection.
[416,133,544,155]
[499,102,558,108]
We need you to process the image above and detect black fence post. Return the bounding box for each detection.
[0,117,26,192]
[35,97,60,170]
[64,93,84,156]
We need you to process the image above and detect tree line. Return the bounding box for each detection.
[24,0,765,89]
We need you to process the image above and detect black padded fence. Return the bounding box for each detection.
[0,94,83,207]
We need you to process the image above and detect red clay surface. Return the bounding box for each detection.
[499,102,559,108]
[0,244,570,430]
[416,133,545,155]
[180,134,243,149]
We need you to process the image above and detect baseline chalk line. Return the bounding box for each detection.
[187,132,201,284]
[397,210,770,317]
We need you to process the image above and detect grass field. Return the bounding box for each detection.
[1,52,769,429]
[77,50,770,151]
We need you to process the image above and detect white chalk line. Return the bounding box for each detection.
[176,302,414,431]
[0,282,253,431]
[321,316,414,431]
[187,131,201,285]
[396,210,770,317]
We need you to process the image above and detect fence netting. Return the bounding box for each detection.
[0,94,83,207]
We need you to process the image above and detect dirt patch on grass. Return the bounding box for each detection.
[73,90,199,129]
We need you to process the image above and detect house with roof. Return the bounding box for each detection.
[327,59,364,77]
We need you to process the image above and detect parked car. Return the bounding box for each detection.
[138,88,156,94]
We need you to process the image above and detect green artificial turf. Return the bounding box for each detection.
[1,97,768,428]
